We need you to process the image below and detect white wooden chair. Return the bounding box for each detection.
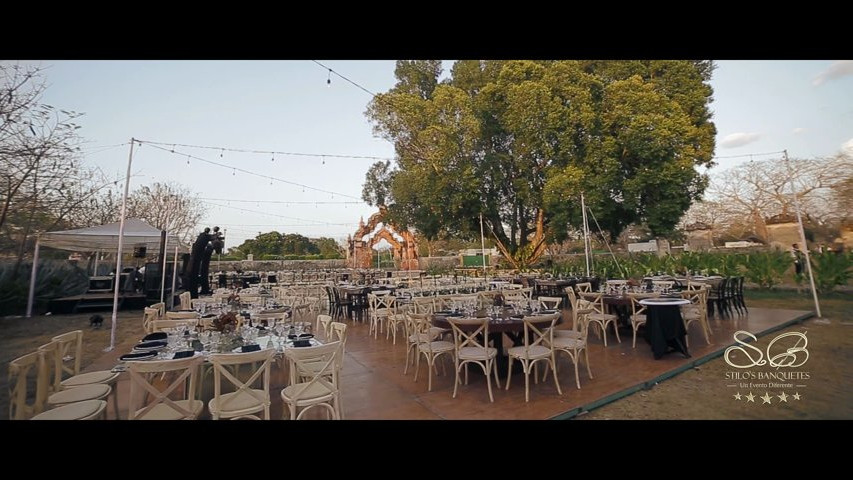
[316,314,334,340]
[281,341,344,420]
[412,314,455,391]
[208,348,276,420]
[38,341,112,411]
[149,302,166,318]
[368,293,396,339]
[42,331,120,418]
[447,317,501,402]
[505,313,562,402]
[681,288,711,347]
[627,293,653,348]
[557,288,592,340]
[574,282,593,293]
[580,292,621,346]
[543,306,593,389]
[8,351,46,419]
[128,355,204,420]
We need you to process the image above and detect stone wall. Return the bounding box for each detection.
[765,222,801,251]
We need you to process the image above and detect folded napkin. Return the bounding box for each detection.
[298,333,314,339]
[136,340,167,349]
[142,332,167,342]
[120,351,156,361]
[172,351,195,359]
[291,340,311,348]
[241,344,261,353]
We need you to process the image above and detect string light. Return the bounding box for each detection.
[141,142,364,200]
[327,68,332,87]
[136,139,391,162]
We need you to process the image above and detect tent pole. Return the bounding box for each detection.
[93,251,99,276]
[160,232,169,303]
[107,138,135,352]
[170,245,179,310]
[26,238,40,318]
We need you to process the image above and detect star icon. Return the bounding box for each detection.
[777,392,789,402]
[745,392,755,403]
[761,392,773,404]
[733,392,742,401]
[793,392,801,400]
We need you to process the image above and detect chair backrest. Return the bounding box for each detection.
[575,282,592,293]
[166,311,200,320]
[151,319,199,332]
[252,311,287,327]
[369,293,396,312]
[537,296,562,310]
[149,302,166,317]
[127,355,203,420]
[179,292,192,310]
[8,351,47,419]
[520,313,559,355]
[143,307,160,333]
[447,317,491,354]
[412,296,435,314]
[409,313,438,350]
[627,293,651,317]
[50,330,84,378]
[209,349,276,413]
[651,280,674,289]
[681,287,708,307]
[581,292,606,315]
[329,322,348,346]
[284,341,343,402]
[606,279,628,287]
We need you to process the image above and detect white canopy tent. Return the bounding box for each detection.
[26,219,186,348]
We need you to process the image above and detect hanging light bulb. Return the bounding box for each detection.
[327,69,332,87]
[220,149,224,158]
[271,153,275,162]
[232,169,236,176]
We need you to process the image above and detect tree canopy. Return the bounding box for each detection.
[228,231,343,259]
[363,60,716,267]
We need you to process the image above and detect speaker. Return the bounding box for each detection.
[133,246,147,258]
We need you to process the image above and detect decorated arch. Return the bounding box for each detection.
[347,207,419,270]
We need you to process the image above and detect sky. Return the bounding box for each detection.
[8,60,853,248]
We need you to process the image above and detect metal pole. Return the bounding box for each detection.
[25,238,40,318]
[107,138,135,352]
[160,232,169,303]
[93,251,99,276]
[784,150,822,319]
[581,193,591,277]
[479,213,488,279]
[171,245,179,310]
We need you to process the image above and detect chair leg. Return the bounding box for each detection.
[585,348,593,379]
[492,360,501,389]
[452,362,460,399]
[574,352,581,389]
[505,357,514,391]
[632,324,638,348]
[427,358,434,392]
[551,357,562,395]
[485,363,494,403]
[613,321,621,343]
[524,362,530,403]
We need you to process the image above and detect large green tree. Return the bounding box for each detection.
[364,60,716,268]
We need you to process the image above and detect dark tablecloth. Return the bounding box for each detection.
[644,304,690,359]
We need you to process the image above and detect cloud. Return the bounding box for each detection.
[720,132,761,148]
[812,60,853,87]
[792,127,806,135]
[842,138,853,156]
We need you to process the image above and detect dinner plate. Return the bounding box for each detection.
[120,351,158,361]
[133,341,167,352]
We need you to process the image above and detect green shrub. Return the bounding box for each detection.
[809,251,853,293]
[741,252,790,289]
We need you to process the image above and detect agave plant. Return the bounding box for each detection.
[0,260,88,315]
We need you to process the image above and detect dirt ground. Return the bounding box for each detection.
[578,291,853,420]
[2,291,851,420]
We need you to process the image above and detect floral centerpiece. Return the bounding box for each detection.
[210,311,239,334]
